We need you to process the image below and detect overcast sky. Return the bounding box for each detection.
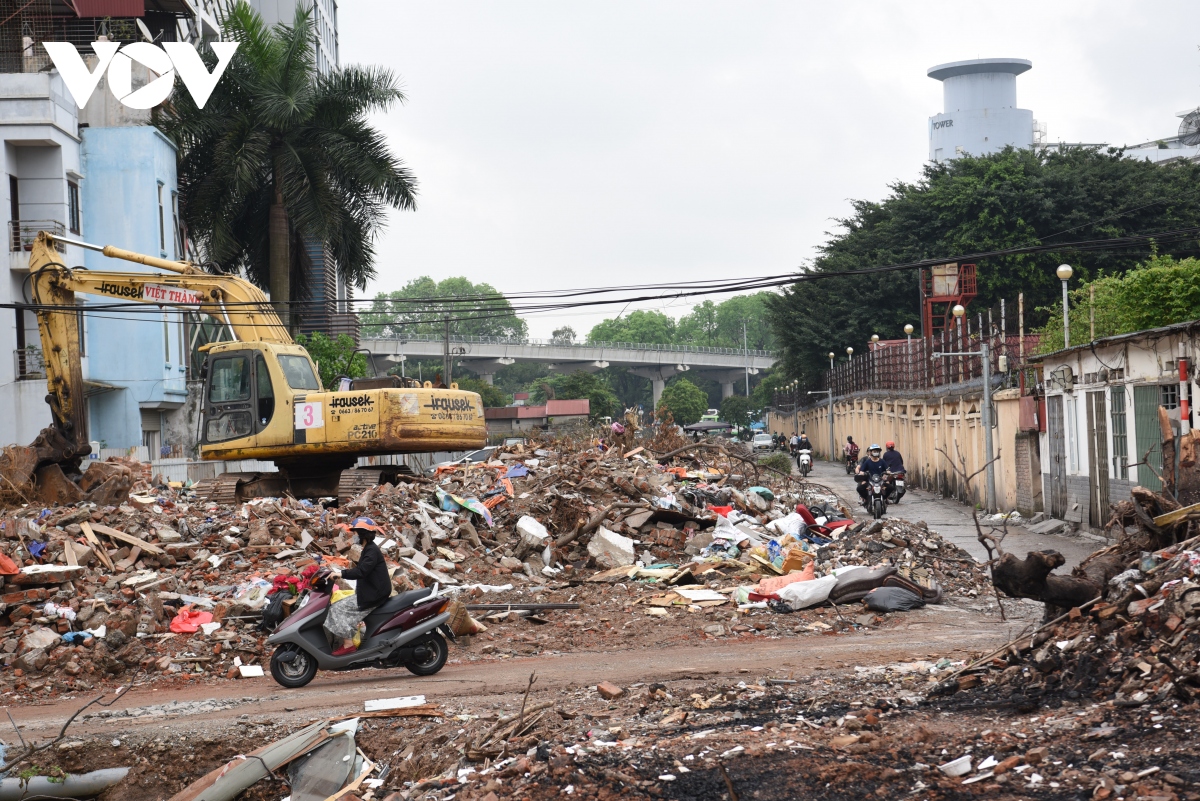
[340,1,1200,340]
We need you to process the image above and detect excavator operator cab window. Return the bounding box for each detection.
[279,355,320,390]
[255,353,275,431]
[204,353,253,443]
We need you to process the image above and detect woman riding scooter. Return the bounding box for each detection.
[326,517,391,656]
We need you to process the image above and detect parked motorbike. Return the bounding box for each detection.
[888,472,907,504]
[796,448,813,477]
[859,471,894,520]
[266,568,454,688]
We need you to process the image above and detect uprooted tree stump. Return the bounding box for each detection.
[992,548,1127,619]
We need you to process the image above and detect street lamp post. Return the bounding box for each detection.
[1057,264,1073,349]
[904,324,914,391]
[791,380,799,436]
[953,304,965,382]
[846,346,854,392]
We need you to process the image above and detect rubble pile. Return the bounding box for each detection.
[0,434,992,698]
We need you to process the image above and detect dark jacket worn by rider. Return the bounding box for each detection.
[796,437,813,452]
[858,457,889,478]
[882,450,905,473]
[342,539,391,609]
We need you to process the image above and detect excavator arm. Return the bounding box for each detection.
[4,232,294,501]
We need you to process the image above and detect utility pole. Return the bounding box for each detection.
[933,340,996,512]
[742,319,749,396]
[442,317,452,386]
[808,390,834,462]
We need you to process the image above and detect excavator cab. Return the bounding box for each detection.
[200,344,320,448]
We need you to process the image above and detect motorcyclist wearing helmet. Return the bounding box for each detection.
[843,436,859,461]
[882,441,905,473]
[796,431,814,453]
[855,443,889,503]
[324,517,392,656]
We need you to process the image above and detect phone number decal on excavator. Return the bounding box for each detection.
[330,395,374,413]
[424,396,478,422]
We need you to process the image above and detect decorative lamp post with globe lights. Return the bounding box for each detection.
[1057,264,1073,349]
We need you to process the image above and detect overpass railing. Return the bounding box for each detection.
[363,332,774,358]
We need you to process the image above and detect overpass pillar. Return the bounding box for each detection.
[478,373,495,386]
[652,378,666,409]
[721,381,735,399]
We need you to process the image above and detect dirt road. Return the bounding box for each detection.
[10,600,1035,740]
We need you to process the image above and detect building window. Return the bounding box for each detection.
[1161,384,1179,410]
[157,182,165,253]
[67,181,80,234]
[1110,387,1127,480]
[163,313,171,363]
[171,191,182,259]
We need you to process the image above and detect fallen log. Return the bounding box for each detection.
[992,549,1127,618]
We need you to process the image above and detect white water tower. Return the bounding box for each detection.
[928,58,1034,163]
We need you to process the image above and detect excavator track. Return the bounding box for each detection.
[193,472,259,505]
[337,466,416,506]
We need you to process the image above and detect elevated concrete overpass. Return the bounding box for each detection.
[361,335,777,407]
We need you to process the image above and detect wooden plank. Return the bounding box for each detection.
[63,539,77,567]
[89,522,164,554]
[1153,501,1200,528]
[79,522,115,570]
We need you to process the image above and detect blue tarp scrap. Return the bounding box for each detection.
[504,464,530,479]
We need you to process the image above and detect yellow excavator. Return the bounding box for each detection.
[11,231,486,504]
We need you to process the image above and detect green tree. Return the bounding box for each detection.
[1035,254,1200,351]
[527,371,620,420]
[296,332,366,387]
[160,2,417,328]
[362,276,527,339]
[587,310,676,344]
[550,326,577,345]
[455,376,510,408]
[656,378,708,425]
[750,368,787,409]
[766,147,1200,387]
[720,395,753,434]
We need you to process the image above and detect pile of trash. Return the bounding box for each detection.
[0,433,991,696]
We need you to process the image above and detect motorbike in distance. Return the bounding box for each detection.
[265,565,455,688]
[796,448,813,477]
[844,445,860,475]
[857,471,896,520]
[888,472,907,504]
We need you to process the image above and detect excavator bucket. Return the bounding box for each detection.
[0,436,134,507]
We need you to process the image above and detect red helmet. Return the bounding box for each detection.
[885,441,895,449]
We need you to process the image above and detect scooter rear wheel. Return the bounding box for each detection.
[270,645,318,688]
[405,632,448,676]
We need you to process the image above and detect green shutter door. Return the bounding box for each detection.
[1132,385,1163,491]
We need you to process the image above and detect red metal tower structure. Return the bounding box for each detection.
[921,262,977,341]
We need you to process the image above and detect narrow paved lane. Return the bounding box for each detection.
[798,454,1098,569]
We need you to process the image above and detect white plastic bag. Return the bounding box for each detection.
[775,573,837,609]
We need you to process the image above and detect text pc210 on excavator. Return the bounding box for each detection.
[9,231,486,505]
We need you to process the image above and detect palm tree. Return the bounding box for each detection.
[158,1,417,328]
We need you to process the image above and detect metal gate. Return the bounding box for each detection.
[1047,395,1067,519]
[1133,385,1163,491]
[1087,391,1110,528]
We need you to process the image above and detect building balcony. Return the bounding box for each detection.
[14,347,45,381]
[9,220,66,253]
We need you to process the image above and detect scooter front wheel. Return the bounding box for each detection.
[405,632,448,676]
[270,645,318,688]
